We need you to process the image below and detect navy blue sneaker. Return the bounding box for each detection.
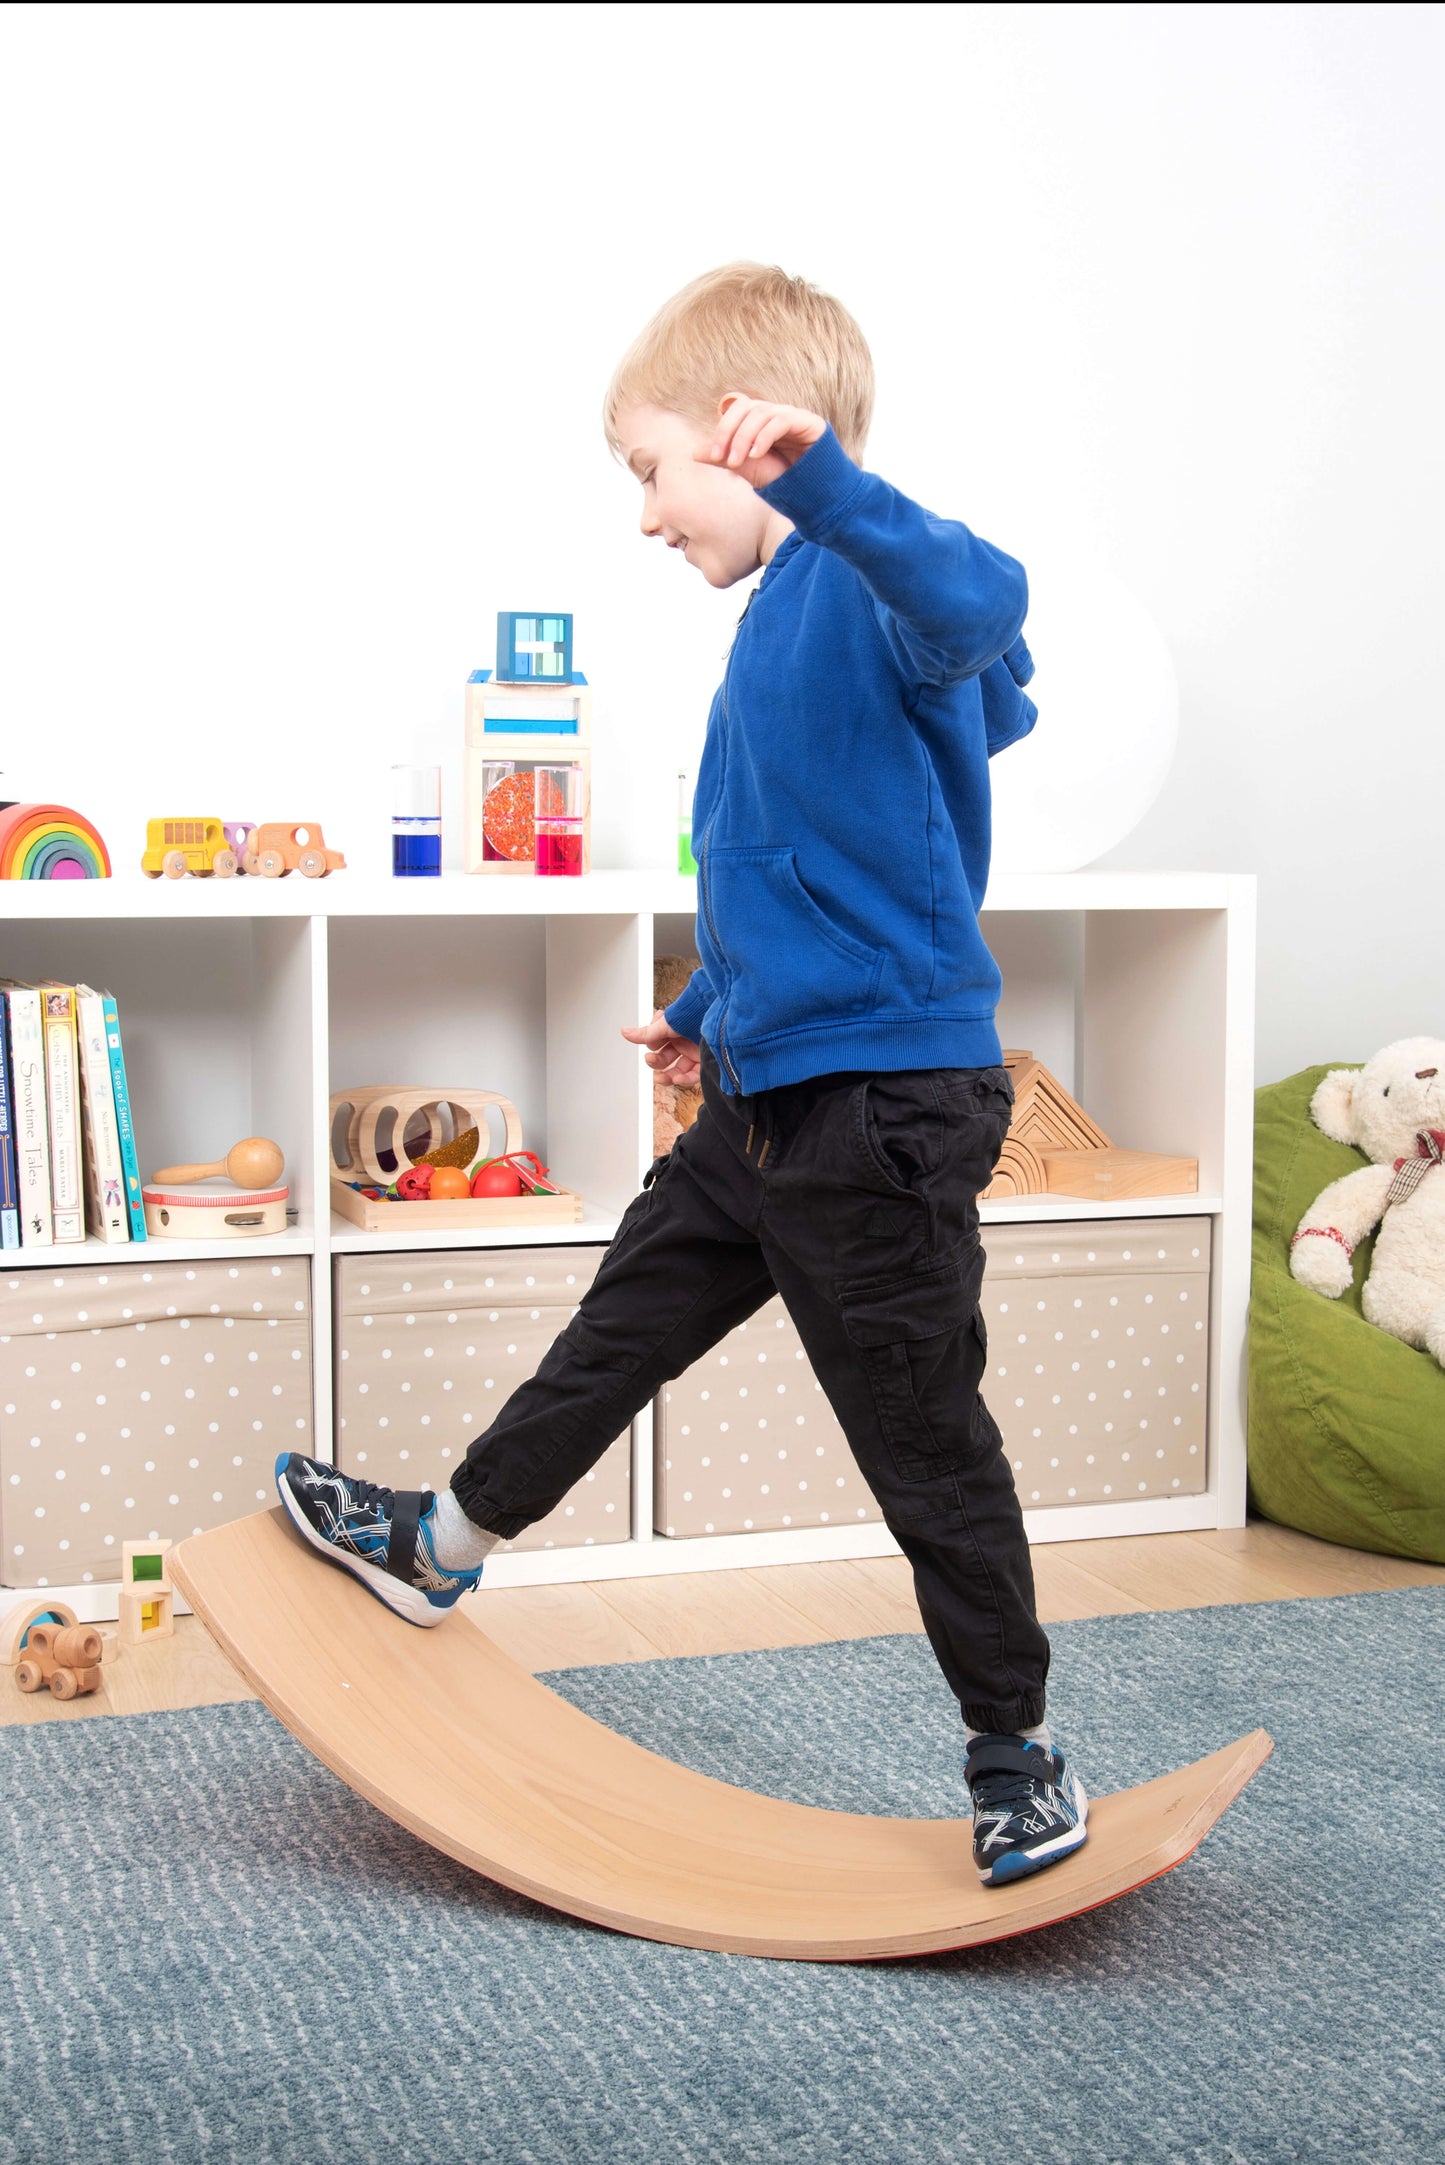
[275,1453,486,1627]
[966,1733,1090,1885]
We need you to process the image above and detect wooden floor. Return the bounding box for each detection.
[4,1515,1442,1727]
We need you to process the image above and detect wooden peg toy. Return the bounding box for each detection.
[150,1136,285,1189]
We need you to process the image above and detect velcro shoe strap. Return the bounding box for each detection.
[967,1740,1049,1782]
[385,1489,433,1584]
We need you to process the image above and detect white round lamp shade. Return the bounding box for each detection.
[988,554,1179,872]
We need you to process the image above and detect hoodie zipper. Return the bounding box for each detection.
[699,587,759,1096]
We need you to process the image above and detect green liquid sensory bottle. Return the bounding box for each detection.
[677,770,698,875]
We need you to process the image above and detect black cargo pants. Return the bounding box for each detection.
[451,1040,1050,1733]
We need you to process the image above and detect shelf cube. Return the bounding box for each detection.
[333,1247,630,1552]
[0,1258,314,1585]
[653,1293,885,1538]
[652,1216,1212,1534]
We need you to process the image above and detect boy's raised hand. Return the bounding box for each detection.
[620,1009,702,1088]
[695,394,827,489]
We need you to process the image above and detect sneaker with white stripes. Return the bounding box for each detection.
[966,1733,1090,1885]
[275,1452,485,1627]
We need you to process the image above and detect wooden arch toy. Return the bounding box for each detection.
[171,1510,1273,1964]
[1,1597,79,1666]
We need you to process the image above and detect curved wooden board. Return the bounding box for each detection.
[170,1510,1273,1963]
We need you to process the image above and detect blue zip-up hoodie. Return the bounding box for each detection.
[663,423,1037,1095]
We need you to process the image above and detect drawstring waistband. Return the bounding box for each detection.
[744,1109,773,1169]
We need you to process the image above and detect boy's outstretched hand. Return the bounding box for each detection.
[695,394,827,489]
[620,1010,702,1088]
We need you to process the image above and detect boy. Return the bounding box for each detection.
[277,263,1088,1887]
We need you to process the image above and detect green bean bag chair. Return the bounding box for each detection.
[1249,1063,1445,1562]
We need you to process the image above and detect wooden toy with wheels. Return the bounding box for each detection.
[141,817,239,879]
[13,1621,104,1699]
[242,822,346,878]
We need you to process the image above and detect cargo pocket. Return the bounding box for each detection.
[838,1243,987,1484]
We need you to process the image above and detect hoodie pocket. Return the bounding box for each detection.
[708,844,884,1042]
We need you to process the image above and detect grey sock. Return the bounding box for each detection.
[428,1487,501,1571]
[966,1718,1054,1754]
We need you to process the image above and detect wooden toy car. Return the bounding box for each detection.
[141,817,239,879]
[14,1620,104,1699]
[224,821,258,867]
[242,823,347,878]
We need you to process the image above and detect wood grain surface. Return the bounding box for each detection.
[169,1508,1273,1962]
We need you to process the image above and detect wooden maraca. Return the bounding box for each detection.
[150,1136,286,1189]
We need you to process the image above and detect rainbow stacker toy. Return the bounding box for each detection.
[0,802,111,879]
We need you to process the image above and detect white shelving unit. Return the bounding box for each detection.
[0,866,1255,1612]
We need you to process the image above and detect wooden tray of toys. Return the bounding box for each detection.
[329,1087,584,1229]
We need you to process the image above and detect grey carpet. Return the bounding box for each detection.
[2,1585,1442,2165]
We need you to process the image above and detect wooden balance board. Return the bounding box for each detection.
[170,1509,1273,1964]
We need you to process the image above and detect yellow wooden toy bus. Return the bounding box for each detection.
[141,817,238,879]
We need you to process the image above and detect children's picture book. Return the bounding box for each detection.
[36,982,85,1243]
[0,993,19,1249]
[100,987,147,1242]
[74,983,129,1243]
[0,981,52,1246]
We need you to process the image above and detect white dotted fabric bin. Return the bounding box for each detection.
[653,1293,885,1539]
[332,1248,630,1553]
[1,1258,313,1589]
[983,1217,1211,1507]
[652,1216,1212,1536]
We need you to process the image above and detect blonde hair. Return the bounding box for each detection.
[603,261,874,462]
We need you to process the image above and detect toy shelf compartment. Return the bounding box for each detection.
[0,910,320,1269]
[0,868,1254,1614]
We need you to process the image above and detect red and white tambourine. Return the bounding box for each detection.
[142,1181,290,1240]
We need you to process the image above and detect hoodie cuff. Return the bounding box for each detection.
[757,423,867,538]
[663,970,712,1044]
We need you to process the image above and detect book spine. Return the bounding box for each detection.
[3,987,53,1246]
[75,987,129,1244]
[40,986,84,1241]
[102,991,148,1241]
[0,997,19,1248]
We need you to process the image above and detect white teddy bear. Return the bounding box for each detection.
[1289,1034,1445,1365]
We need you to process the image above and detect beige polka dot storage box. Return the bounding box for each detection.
[1,1258,313,1589]
[981,1217,1211,1507]
[333,1247,630,1553]
[653,1291,886,1539]
[652,1217,1211,1536]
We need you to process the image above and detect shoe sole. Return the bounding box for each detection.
[276,1463,457,1629]
[975,1776,1090,1886]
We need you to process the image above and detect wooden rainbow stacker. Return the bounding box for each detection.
[170,1509,1273,1963]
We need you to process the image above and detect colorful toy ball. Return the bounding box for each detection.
[428,1166,472,1201]
[395,1165,434,1201]
[0,802,111,879]
[471,1159,524,1198]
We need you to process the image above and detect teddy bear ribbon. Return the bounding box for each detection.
[1384,1127,1445,1207]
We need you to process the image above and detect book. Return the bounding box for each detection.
[0,994,19,1248]
[0,982,52,1246]
[101,988,147,1242]
[74,984,129,1244]
[35,983,85,1242]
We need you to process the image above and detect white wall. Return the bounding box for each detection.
[1,1,1439,1085]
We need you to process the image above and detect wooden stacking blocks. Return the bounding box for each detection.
[985,1049,1198,1202]
[117,1538,175,1645]
[464,669,592,875]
